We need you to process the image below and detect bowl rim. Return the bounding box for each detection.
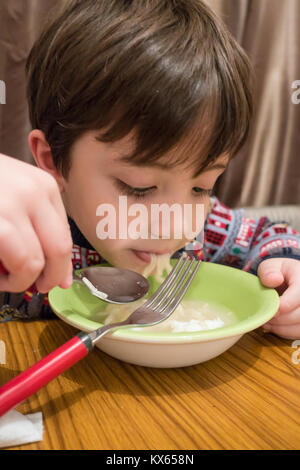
[49,262,280,344]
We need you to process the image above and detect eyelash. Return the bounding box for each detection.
[115,180,154,198]
[192,188,213,198]
[115,180,213,199]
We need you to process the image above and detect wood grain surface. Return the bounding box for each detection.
[0,319,299,450]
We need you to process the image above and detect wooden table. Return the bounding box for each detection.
[0,318,299,450]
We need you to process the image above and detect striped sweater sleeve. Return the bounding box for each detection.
[202,197,300,274]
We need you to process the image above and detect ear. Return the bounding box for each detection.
[28,129,66,192]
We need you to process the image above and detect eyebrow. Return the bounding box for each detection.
[116,154,227,176]
[147,161,227,175]
[200,163,227,172]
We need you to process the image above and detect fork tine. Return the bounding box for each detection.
[91,255,201,344]
[143,253,188,308]
[159,259,201,315]
[148,256,195,311]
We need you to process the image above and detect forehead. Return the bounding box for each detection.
[89,125,230,180]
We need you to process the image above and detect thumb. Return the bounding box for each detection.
[257,259,285,288]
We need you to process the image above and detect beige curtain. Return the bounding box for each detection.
[0,0,299,207]
[0,0,62,164]
[207,0,300,207]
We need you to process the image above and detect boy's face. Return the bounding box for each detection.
[58,131,227,274]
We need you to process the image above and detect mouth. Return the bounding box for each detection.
[131,249,171,263]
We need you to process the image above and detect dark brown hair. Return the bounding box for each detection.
[26,0,253,178]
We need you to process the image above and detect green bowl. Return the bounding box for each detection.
[49,261,279,368]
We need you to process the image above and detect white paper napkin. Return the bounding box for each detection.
[0,409,43,448]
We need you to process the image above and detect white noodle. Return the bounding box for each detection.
[99,253,235,333]
[102,298,234,333]
[142,253,173,283]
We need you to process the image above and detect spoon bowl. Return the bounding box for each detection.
[73,266,149,303]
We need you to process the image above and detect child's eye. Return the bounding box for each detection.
[192,187,213,197]
[114,179,156,198]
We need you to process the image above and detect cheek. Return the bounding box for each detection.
[204,199,211,218]
[92,237,139,271]
[63,171,115,242]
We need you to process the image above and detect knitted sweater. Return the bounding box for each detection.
[1,196,300,322]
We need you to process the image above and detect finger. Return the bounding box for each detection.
[47,178,70,226]
[0,218,45,292]
[262,271,285,288]
[264,306,300,326]
[262,322,300,340]
[257,259,285,288]
[276,259,300,312]
[58,261,74,289]
[31,205,73,293]
[278,281,300,314]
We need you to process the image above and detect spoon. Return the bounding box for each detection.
[0,262,149,304]
[73,266,149,303]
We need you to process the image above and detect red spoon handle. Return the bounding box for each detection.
[0,332,93,417]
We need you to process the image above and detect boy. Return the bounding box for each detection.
[0,0,299,339]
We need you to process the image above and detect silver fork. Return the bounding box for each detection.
[88,252,201,343]
[0,253,201,417]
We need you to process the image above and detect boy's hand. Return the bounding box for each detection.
[257,258,300,339]
[0,153,73,294]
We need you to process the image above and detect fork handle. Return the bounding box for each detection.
[0,332,93,417]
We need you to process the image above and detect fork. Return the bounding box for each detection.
[0,253,201,416]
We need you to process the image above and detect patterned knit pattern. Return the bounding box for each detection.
[1,197,300,321]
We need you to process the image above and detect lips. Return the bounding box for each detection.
[132,250,152,262]
[132,249,171,263]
